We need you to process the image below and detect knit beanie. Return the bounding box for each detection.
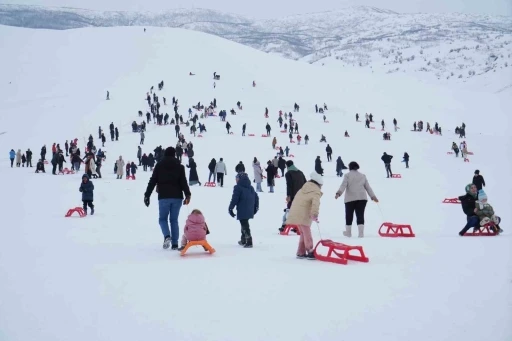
[236,172,248,181]
[310,171,324,185]
[478,189,487,201]
[164,147,176,157]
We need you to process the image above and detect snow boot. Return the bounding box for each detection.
[244,237,253,248]
[171,244,179,250]
[305,251,316,260]
[343,225,352,237]
[163,236,171,249]
[358,224,365,238]
[90,207,95,216]
[296,254,306,259]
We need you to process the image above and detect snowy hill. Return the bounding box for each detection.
[1,4,511,85]
[0,25,511,341]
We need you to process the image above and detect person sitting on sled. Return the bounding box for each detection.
[474,190,503,234]
[178,209,210,251]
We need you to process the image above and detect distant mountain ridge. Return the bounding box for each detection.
[1,4,511,83]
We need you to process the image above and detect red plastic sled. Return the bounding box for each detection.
[59,168,75,175]
[443,198,461,204]
[65,207,86,218]
[280,130,287,133]
[447,152,453,154]
[313,239,369,265]
[463,223,498,236]
[261,134,268,137]
[289,154,295,158]
[280,225,300,236]
[378,222,415,237]
[204,182,216,187]
[126,175,136,180]
[391,174,401,178]
[248,134,255,136]
[467,152,474,155]
[229,132,234,135]
[197,134,203,137]
[290,140,296,143]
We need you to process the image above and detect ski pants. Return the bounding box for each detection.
[345,200,367,226]
[158,198,183,245]
[239,219,252,242]
[217,173,224,187]
[385,163,392,177]
[297,224,314,255]
[82,200,94,212]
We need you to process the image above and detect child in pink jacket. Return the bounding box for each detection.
[178,209,210,250]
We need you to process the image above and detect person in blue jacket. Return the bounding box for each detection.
[228,172,259,248]
[79,174,95,215]
[9,149,15,167]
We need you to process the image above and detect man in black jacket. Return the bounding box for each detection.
[284,160,307,208]
[458,183,480,236]
[235,161,245,173]
[144,147,191,250]
[472,170,485,190]
[381,152,393,178]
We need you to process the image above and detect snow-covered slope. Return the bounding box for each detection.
[0,25,511,341]
[1,4,511,86]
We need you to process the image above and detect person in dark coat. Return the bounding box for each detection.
[458,183,480,236]
[315,156,323,175]
[325,144,333,162]
[141,153,148,171]
[130,162,138,177]
[277,156,286,177]
[235,161,245,173]
[186,157,201,186]
[472,170,485,190]
[208,158,217,183]
[381,152,393,178]
[265,161,276,193]
[336,156,347,177]
[175,145,183,163]
[228,172,259,248]
[144,147,192,250]
[284,160,307,208]
[79,174,95,215]
[26,148,33,167]
[40,145,46,161]
[115,127,119,141]
[148,153,155,171]
[35,159,45,173]
[403,152,410,168]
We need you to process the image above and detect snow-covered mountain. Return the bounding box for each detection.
[0,4,511,83]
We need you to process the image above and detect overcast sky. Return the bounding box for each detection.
[9,0,512,18]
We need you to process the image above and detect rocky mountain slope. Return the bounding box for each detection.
[1,4,511,83]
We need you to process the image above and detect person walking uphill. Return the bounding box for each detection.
[284,160,307,208]
[228,172,259,248]
[381,152,393,178]
[335,161,378,238]
[286,172,323,260]
[79,174,95,216]
[144,147,192,250]
[9,149,15,167]
[472,170,485,191]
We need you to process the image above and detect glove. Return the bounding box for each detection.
[183,196,191,205]
[144,196,150,207]
[229,209,236,218]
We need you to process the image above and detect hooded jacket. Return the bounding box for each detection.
[79,174,94,201]
[286,181,322,226]
[253,161,263,183]
[285,165,307,199]
[184,213,207,241]
[228,174,259,220]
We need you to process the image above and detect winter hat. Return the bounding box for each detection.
[474,170,480,175]
[82,174,89,180]
[164,147,176,157]
[478,189,487,201]
[285,160,294,167]
[310,171,324,185]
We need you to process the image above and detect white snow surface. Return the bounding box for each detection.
[0,25,511,341]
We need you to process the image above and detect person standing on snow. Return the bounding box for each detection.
[265,160,276,193]
[252,158,264,193]
[187,157,201,186]
[325,144,333,162]
[284,160,307,209]
[26,148,33,167]
[286,172,323,259]
[277,156,286,177]
[472,170,485,190]
[140,130,145,145]
[116,156,125,179]
[336,156,347,177]
[144,147,191,250]
[335,161,378,238]
[403,153,409,168]
[228,172,259,248]
[207,158,217,183]
[15,149,22,167]
[381,152,393,178]
[79,173,95,215]
[9,149,15,167]
[315,156,323,176]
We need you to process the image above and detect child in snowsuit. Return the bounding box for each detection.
[178,209,210,250]
[126,163,131,178]
[474,190,503,233]
[79,174,95,215]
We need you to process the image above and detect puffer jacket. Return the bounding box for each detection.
[79,174,94,201]
[9,150,15,159]
[335,170,376,203]
[253,161,263,183]
[286,181,322,226]
[184,213,207,241]
[475,203,494,220]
